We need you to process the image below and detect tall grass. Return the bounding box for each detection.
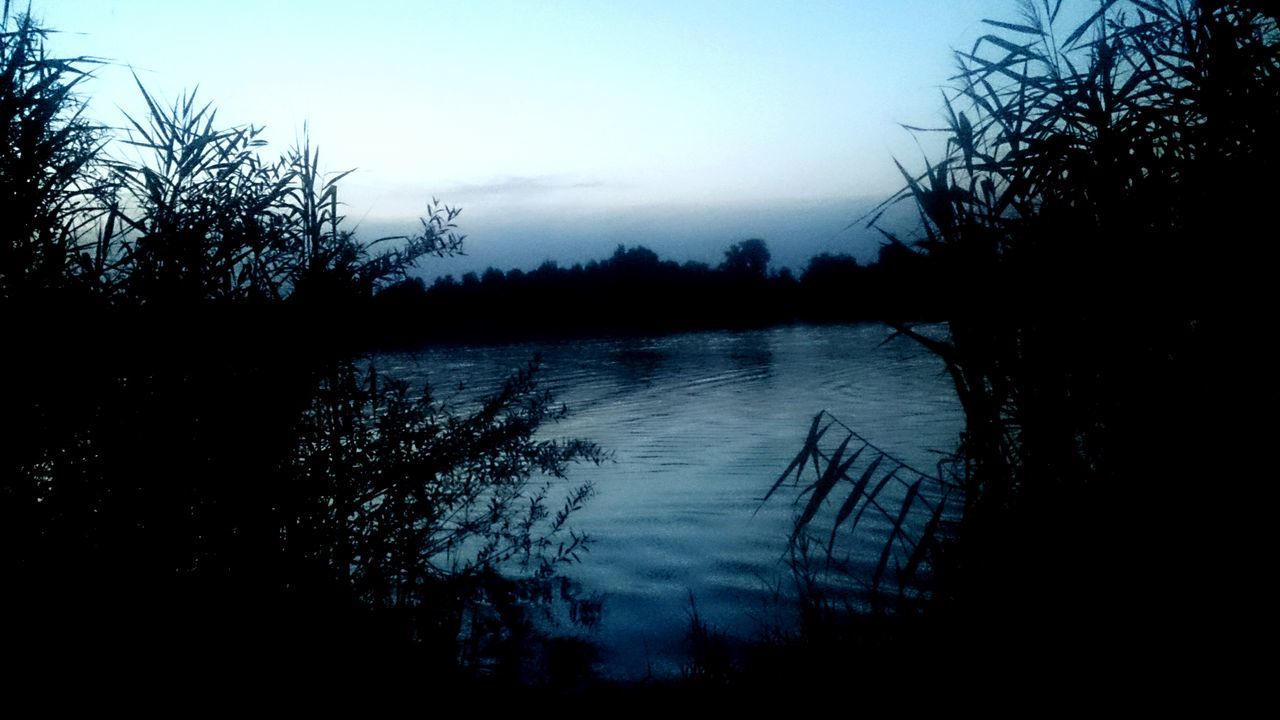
[99,82,464,306]
[772,0,1278,669]
[0,1,103,301]
[761,410,961,612]
[0,7,603,683]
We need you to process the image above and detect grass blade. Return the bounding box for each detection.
[791,435,860,542]
[872,478,923,592]
[825,453,886,553]
[757,412,829,512]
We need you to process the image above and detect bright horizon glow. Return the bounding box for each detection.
[33,0,1057,273]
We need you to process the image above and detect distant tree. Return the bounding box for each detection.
[801,252,861,285]
[608,244,661,270]
[720,238,770,278]
[374,276,428,306]
[873,240,921,273]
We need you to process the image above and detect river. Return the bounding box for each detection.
[375,322,962,678]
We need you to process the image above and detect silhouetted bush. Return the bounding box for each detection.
[0,7,102,302]
[0,7,601,683]
[769,0,1279,678]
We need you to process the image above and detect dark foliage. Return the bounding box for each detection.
[0,5,102,302]
[0,6,601,685]
[368,241,946,345]
[765,0,1279,684]
[719,238,771,279]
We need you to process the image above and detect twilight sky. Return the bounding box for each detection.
[34,0,1045,276]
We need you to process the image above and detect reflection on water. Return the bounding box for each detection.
[376,323,962,678]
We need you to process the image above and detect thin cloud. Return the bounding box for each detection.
[444,175,610,197]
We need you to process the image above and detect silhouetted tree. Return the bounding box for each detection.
[801,253,860,285]
[720,238,771,278]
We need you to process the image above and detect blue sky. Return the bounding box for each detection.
[34,0,1052,274]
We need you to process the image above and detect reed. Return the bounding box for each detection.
[0,0,103,300]
[0,7,603,682]
[770,0,1279,669]
[100,81,464,306]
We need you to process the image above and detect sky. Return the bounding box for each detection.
[32,0,1048,276]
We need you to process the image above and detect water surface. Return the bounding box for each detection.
[377,323,962,678]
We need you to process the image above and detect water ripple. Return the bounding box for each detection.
[376,323,963,679]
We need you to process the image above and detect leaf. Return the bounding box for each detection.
[848,467,899,534]
[1129,0,1174,22]
[981,19,1043,36]
[758,412,829,511]
[897,495,947,601]
[792,436,862,542]
[975,34,1040,62]
[1063,0,1120,49]
[826,453,885,553]
[872,478,923,592]
[1047,0,1064,24]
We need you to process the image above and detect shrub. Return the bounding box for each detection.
[772,0,1279,669]
[0,7,601,681]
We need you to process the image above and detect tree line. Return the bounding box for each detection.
[369,237,948,343]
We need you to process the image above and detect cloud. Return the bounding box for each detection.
[443,175,610,197]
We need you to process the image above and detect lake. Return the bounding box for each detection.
[375,322,963,678]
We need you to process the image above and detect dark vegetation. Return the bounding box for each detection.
[0,5,604,687]
[4,0,1276,698]
[369,237,944,344]
[745,0,1279,694]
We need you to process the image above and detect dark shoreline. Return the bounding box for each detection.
[363,240,946,349]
